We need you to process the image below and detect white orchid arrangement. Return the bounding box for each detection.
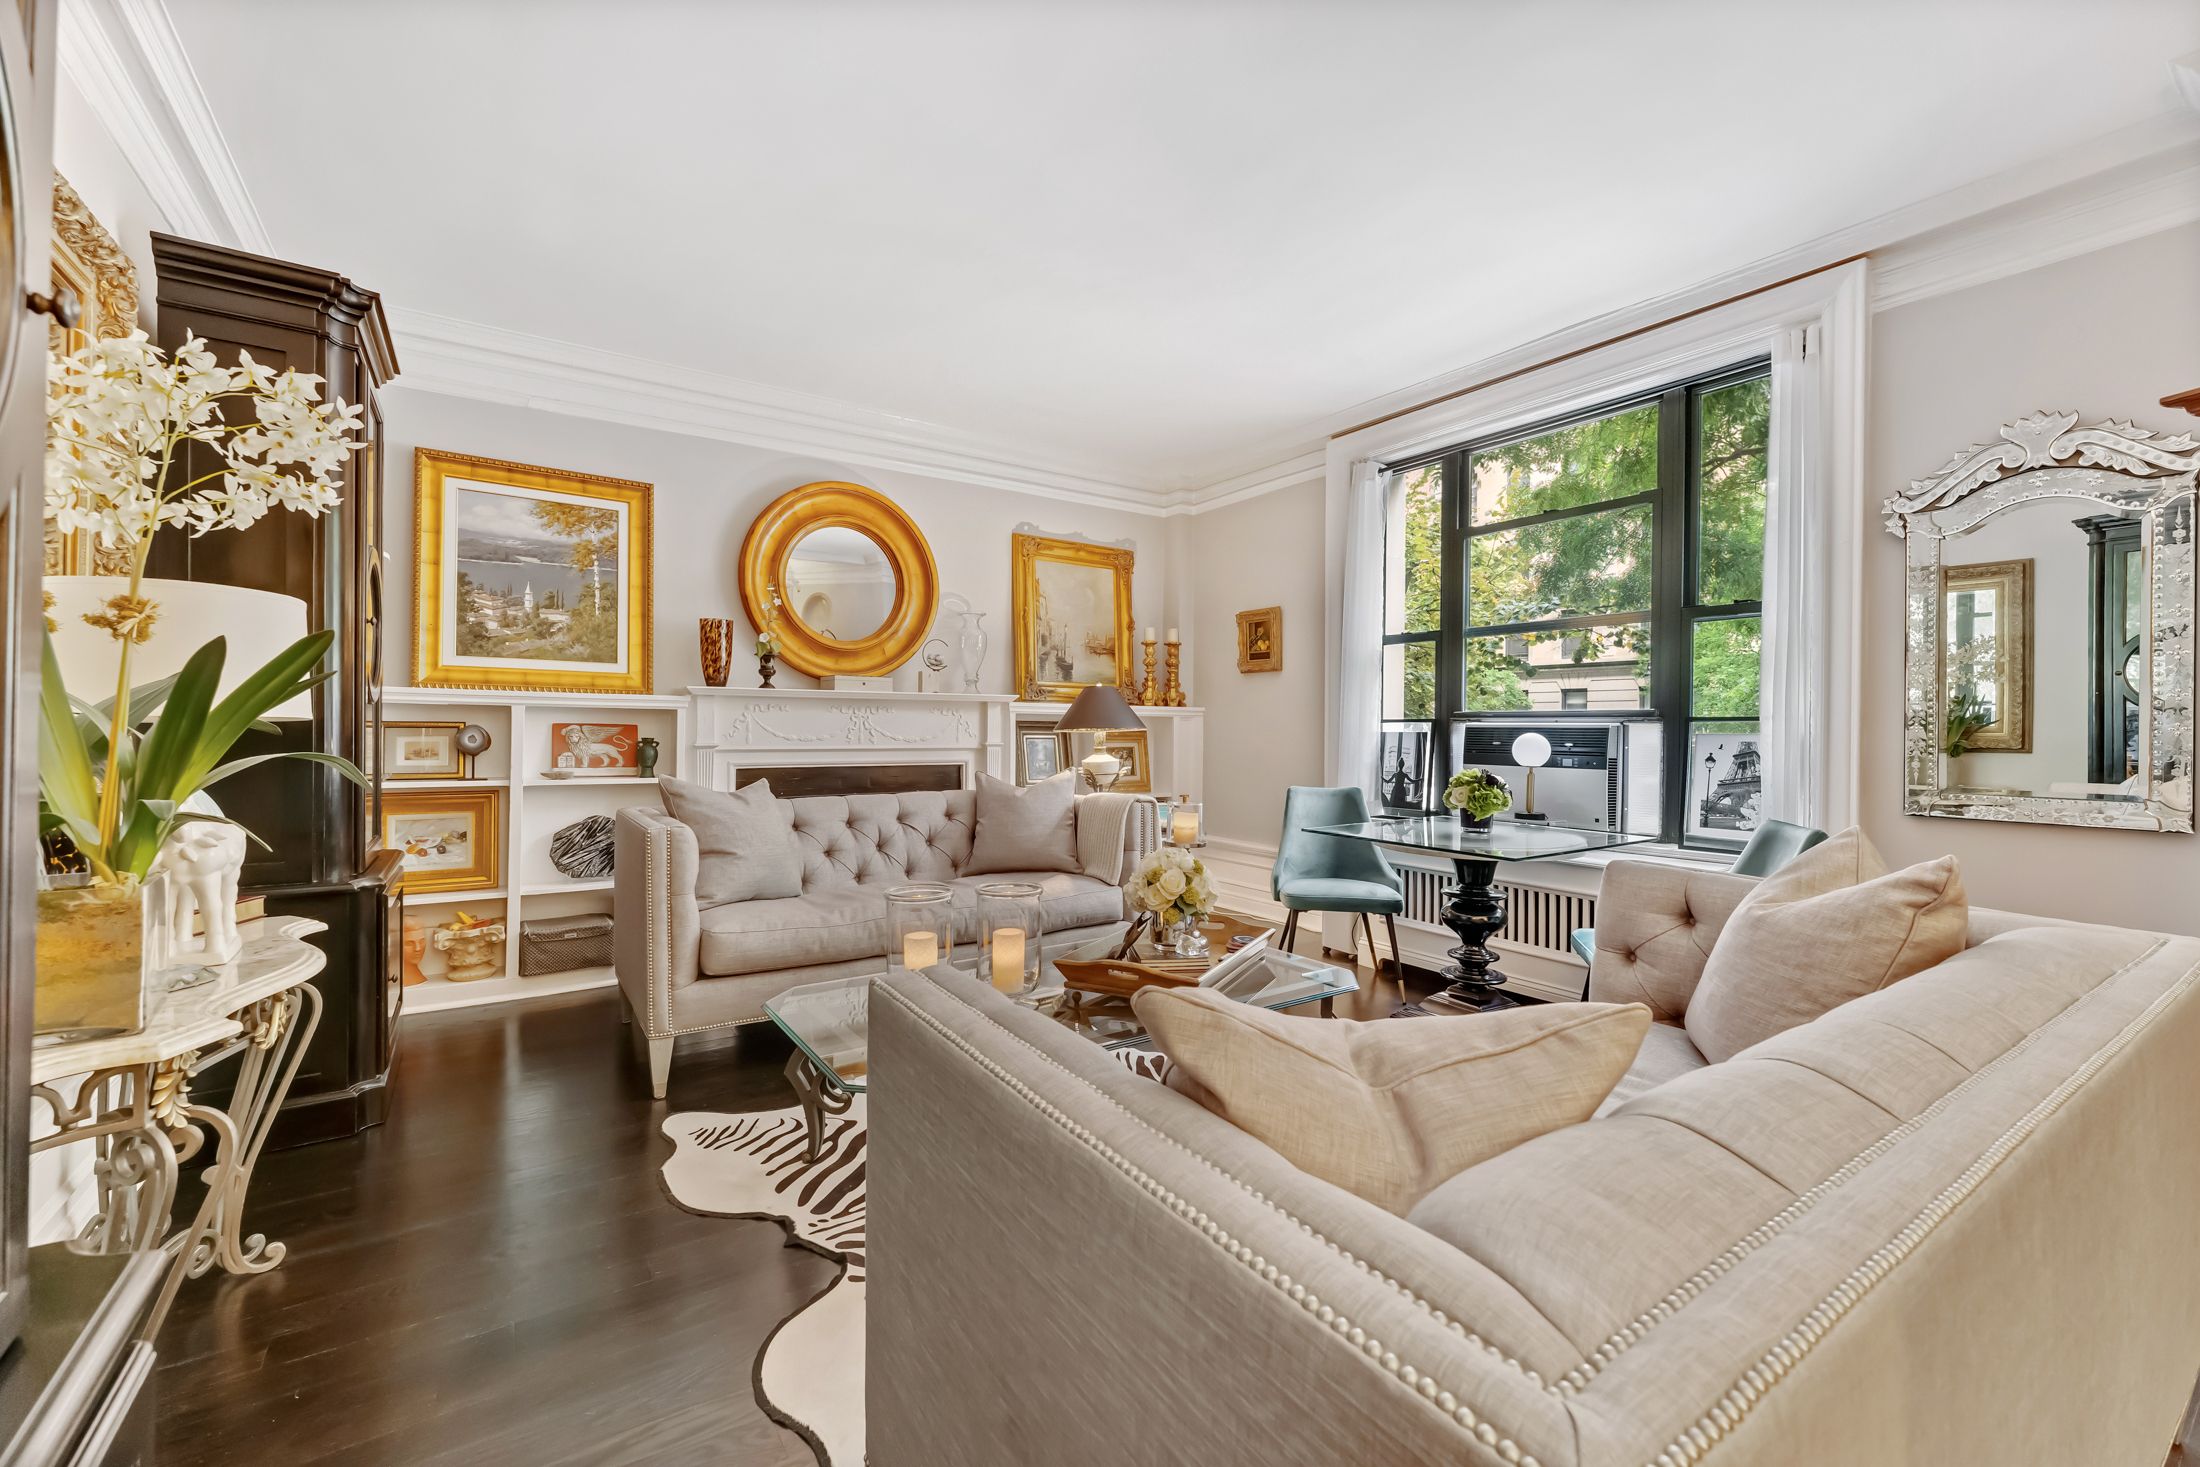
[41,330,367,883]
[1128,844,1215,929]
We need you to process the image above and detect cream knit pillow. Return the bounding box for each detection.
[1130,990,1650,1215]
[1684,826,1967,1064]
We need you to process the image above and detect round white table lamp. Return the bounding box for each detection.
[46,577,317,719]
[1511,731,1552,822]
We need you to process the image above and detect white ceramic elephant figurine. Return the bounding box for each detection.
[153,821,249,966]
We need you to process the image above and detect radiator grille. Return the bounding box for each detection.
[1399,867,1596,959]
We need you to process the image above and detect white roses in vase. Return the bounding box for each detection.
[1129,844,1214,930]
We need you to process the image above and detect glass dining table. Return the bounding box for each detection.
[1306,816,1657,1011]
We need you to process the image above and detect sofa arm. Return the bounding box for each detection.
[1071,793,1159,886]
[614,805,701,1038]
[1586,859,1756,1021]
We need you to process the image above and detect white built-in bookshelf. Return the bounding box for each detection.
[382,687,688,1013]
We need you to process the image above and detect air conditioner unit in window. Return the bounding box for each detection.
[1451,719,1661,832]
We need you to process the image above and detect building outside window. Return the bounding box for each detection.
[1379,361,1770,849]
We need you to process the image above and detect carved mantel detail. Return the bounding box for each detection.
[687,686,1013,791]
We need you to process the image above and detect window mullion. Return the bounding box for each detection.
[1652,387,1692,844]
[1433,450,1466,794]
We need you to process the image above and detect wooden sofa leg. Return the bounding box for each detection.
[645,1036,674,1100]
[618,990,633,1025]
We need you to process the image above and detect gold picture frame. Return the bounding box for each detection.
[1012,532,1135,702]
[1942,557,2033,753]
[383,787,502,894]
[384,720,467,780]
[413,449,654,694]
[1236,605,1282,673]
[45,172,140,577]
[1096,730,1151,794]
[738,481,939,677]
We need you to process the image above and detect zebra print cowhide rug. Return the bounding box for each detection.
[661,1101,867,1467]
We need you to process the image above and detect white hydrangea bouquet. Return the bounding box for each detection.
[1127,844,1215,932]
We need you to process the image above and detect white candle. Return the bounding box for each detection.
[1171,807,1201,846]
[1166,627,1179,643]
[991,927,1026,993]
[1145,626,1156,642]
[902,930,939,969]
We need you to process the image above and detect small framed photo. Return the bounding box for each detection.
[384,721,466,780]
[384,788,502,894]
[1378,726,1431,812]
[550,720,640,774]
[1236,605,1282,673]
[1096,729,1151,793]
[1018,728,1065,784]
[1687,728,1764,843]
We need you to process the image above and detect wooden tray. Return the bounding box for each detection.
[1051,913,1273,999]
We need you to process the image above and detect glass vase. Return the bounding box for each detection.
[977,881,1043,997]
[33,872,167,1041]
[887,884,954,973]
[958,611,987,694]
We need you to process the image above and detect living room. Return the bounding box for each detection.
[4,3,2200,1465]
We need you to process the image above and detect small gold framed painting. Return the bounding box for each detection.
[384,788,502,894]
[1236,606,1282,673]
[413,449,654,695]
[1096,729,1151,793]
[384,721,467,780]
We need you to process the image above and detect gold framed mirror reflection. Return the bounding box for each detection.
[45,171,138,575]
[1941,558,2031,754]
[739,481,937,677]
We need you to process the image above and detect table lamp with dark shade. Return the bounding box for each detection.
[1057,683,1145,791]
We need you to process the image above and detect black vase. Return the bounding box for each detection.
[1455,809,1492,830]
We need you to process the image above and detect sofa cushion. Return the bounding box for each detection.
[1685,826,1967,1064]
[1130,992,1651,1215]
[788,792,972,891]
[1593,1018,1706,1116]
[697,888,889,977]
[965,772,1080,875]
[949,871,1123,939]
[658,775,803,905]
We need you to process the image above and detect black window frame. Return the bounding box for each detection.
[1378,357,1770,850]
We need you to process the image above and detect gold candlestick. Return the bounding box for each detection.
[1139,636,1160,705]
[1163,640,1185,707]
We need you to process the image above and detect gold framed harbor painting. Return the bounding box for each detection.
[413,449,654,694]
[1012,532,1134,702]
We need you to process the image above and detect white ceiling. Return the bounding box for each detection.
[164,0,2200,493]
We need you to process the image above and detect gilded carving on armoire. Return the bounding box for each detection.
[45,171,140,576]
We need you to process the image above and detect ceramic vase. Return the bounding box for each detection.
[1455,809,1492,830]
[699,618,734,687]
[33,872,169,1040]
[957,611,987,694]
[758,649,777,689]
[636,737,660,779]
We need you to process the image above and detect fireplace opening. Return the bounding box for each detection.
[733,763,964,799]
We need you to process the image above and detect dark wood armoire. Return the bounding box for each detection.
[147,233,404,1146]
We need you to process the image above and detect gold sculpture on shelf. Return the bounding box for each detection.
[1162,634,1186,707]
[431,913,506,983]
[1138,631,1160,705]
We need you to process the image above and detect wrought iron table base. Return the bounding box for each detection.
[784,1049,854,1164]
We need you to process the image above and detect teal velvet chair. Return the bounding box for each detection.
[1273,786,1404,976]
[1569,819,1829,965]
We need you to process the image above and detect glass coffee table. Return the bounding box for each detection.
[1307,816,1656,1012]
[763,924,1360,1160]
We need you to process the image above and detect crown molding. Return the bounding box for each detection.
[1161,448,1326,516]
[388,307,1169,517]
[58,0,270,254]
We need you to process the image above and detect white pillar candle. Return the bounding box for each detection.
[902,930,939,969]
[1145,626,1156,642]
[990,927,1027,993]
[1171,807,1201,846]
[1166,628,1179,643]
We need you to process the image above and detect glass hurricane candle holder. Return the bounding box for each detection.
[977,881,1044,997]
[1167,800,1205,848]
[887,884,954,973]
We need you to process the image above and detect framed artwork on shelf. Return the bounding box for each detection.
[1012,531,1134,702]
[1235,605,1282,673]
[1017,727,1065,784]
[549,720,640,773]
[1686,729,1763,844]
[1096,729,1151,793]
[384,721,468,780]
[384,787,502,894]
[412,448,654,695]
[1378,726,1430,812]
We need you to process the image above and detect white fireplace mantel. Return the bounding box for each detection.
[687,686,1015,790]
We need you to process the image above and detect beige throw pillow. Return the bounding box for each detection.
[964,771,1081,875]
[1684,826,1967,1064]
[1131,990,1651,1214]
[657,776,804,905]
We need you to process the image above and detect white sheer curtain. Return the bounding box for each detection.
[1328,459,1391,802]
[1759,324,1830,827]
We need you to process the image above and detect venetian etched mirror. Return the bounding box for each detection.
[1890,412,2196,832]
[739,480,938,676]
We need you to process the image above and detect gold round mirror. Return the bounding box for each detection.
[739,481,938,677]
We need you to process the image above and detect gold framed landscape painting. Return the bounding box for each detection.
[414,449,654,694]
[1012,532,1134,702]
[384,787,501,895]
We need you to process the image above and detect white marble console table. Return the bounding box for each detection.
[29,915,329,1337]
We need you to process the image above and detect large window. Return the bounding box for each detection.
[1379,361,1770,849]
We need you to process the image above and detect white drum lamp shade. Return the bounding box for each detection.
[46,576,317,719]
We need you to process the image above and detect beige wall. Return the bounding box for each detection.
[1185,478,1326,844]
[380,388,1178,696]
[1862,220,2200,934]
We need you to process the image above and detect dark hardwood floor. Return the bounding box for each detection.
[150,929,1426,1466]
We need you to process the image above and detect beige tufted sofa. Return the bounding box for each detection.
[866,858,2200,1465]
[613,788,1157,1097]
